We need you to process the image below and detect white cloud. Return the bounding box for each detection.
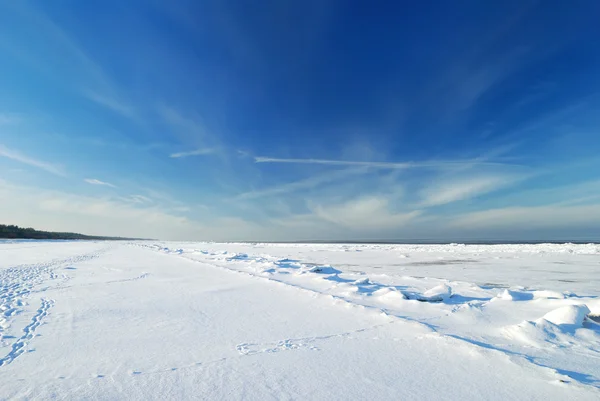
[0,3,136,120]
[0,180,184,239]
[126,194,153,204]
[158,105,209,143]
[0,112,20,125]
[0,177,421,241]
[262,195,423,241]
[6,174,598,241]
[0,180,258,240]
[419,174,524,207]
[137,187,192,210]
[158,104,224,159]
[84,178,116,188]
[448,204,600,230]
[254,156,513,170]
[235,168,366,200]
[170,148,216,158]
[0,144,65,176]
[311,196,421,231]
[83,91,136,118]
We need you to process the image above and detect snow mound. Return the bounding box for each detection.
[374,287,407,304]
[226,253,249,261]
[505,304,593,346]
[308,265,342,275]
[541,304,590,331]
[498,289,516,300]
[496,289,532,301]
[416,284,452,302]
[497,289,567,301]
[533,290,566,299]
[503,320,553,347]
[353,277,370,285]
[585,299,600,316]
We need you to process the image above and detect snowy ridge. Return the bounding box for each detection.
[145,242,600,390]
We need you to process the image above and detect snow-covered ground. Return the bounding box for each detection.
[1,241,599,400]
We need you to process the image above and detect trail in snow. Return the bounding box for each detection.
[0,245,109,365]
[235,322,391,356]
[0,298,54,366]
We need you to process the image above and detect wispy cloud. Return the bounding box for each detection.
[84,91,136,119]
[419,174,525,207]
[170,148,216,158]
[0,112,20,125]
[254,156,514,169]
[0,179,272,241]
[158,104,210,143]
[448,203,600,230]
[418,4,538,117]
[310,196,421,231]
[0,144,65,176]
[158,104,224,158]
[127,194,153,204]
[84,178,116,188]
[235,168,367,200]
[135,186,194,213]
[0,179,190,239]
[3,2,135,119]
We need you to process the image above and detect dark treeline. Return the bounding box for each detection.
[0,224,142,240]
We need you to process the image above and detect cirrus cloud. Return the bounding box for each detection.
[84,178,116,188]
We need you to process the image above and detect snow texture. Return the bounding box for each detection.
[1,240,599,400]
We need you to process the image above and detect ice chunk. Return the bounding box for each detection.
[542,304,590,330]
[308,265,342,274]
[374,287,407,304]
[496,289,533,301]
[417,284,452,302]
[498,289,515,300]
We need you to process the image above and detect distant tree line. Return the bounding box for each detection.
[0,224,142,240]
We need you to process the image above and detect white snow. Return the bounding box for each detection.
[542,305,591,329]
[416,283,452,302]
[1,240,599,400]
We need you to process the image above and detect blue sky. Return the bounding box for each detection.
[1,1,600,241]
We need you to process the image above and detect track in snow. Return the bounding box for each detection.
[0,298,54,366]
[0,247,109,366]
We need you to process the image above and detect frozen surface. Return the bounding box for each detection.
[1,241,599,400]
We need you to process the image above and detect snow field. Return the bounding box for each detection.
[0,240,599,400]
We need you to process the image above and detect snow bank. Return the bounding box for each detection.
[373,287,407,304]
[542,305,591,329]
[533,290,566,299]
[585,299,600,316]
[416,284,452,302]
[496,289,566,301]
[308,265,342,274]
[497,289,529,301]
[504,304,593,348]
